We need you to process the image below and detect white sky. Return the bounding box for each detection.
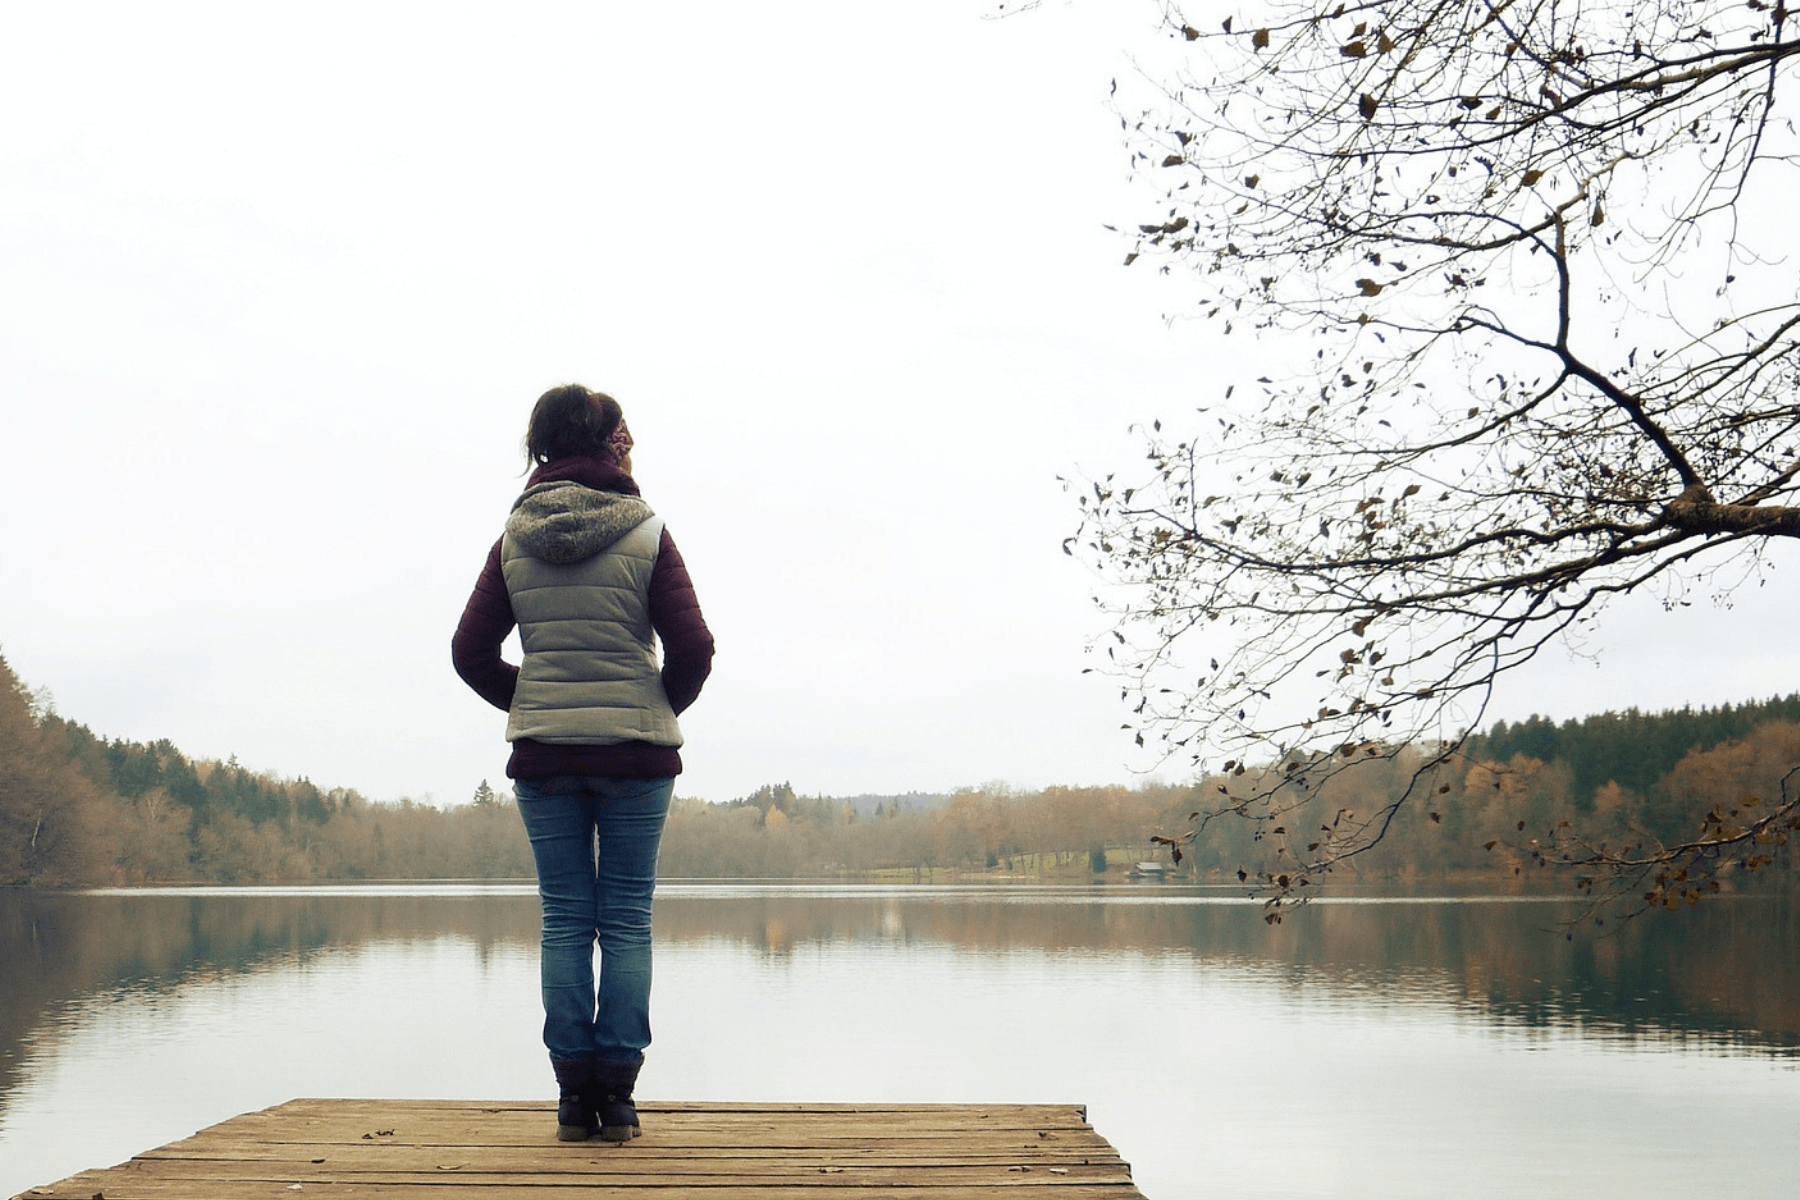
[3,1,1797,807]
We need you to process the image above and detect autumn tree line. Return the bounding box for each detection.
[0,654,533,886]
[2,652,1796,887]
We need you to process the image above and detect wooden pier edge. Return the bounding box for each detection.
[14,1098,1149,1199]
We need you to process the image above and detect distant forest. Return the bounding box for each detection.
[2,651,1796,887]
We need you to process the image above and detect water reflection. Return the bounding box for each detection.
[3,884,1796,1200]
[6,884,1794,1079]
[656,884,1800,1056]
[0,889,537,1112]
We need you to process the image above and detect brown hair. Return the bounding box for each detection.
[523,384,623,466]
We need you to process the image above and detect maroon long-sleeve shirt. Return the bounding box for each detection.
[451,455,714,780]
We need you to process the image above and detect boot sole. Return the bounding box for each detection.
[556,1125,592,1142]
[598,1125,641,1142]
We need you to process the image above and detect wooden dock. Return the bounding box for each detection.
[13,1098,1147,1199]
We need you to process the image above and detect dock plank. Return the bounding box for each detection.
[12,1099,1147,1200]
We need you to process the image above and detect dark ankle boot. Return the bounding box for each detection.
[588,1056,642,1142]
[550,1057,596,1142]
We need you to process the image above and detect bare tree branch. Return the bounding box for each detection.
[1079,0,1800,906]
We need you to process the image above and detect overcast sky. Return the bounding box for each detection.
[4,1,1797,808]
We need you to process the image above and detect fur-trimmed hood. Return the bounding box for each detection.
[506,481,655,565]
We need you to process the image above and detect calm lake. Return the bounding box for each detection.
[2,882,1795,1199]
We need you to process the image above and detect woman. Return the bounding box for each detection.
[452,384,713,1142]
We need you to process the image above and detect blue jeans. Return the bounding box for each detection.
[514,775,673,1066]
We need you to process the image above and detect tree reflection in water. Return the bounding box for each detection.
[5,883,1793,1085]
[3,883,1795,1200]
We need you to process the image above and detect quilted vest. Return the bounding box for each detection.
[500,515,683,748]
